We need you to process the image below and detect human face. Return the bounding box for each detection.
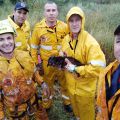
[114,34,120,62]
[44,3,58,23]
[69,14,81,34]
[13,9,28,26]
[0,33,14,54]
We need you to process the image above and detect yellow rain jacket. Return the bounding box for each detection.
[0,15,30,51]
[0,50,45,119]
[96,60,120,120]
[62,7,106,119]
[30,18,68,63]
[30,19,70,108]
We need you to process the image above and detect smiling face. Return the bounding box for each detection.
[0,33,14,55]
[114,34,120,62]
[44,3,58,23]
[68,14,81,34]
[13,9,28,26]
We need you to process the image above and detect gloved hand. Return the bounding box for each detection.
[41,82,50,102]
[65,58,76,72]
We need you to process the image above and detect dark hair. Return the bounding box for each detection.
[114,25,120,35]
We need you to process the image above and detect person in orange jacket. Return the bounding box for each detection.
[30,1,72,112]
[0,2,30,51]
[0,22,49,120]
[96,25,120,120]
[60,6,106,120]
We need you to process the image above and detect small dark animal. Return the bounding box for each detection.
[47,56,82,68]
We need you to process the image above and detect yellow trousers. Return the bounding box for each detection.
[42,60,70,109]
[69,93,95,120]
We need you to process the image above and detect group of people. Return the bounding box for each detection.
[0,1,119,120]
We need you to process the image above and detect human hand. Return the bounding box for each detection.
[65,58,76,72]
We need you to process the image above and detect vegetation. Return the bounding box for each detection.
[1,0,120,64]
[0,0,120,119]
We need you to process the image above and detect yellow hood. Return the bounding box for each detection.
[66,6,85,31]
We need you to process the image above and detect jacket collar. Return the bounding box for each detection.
[8,15,27,30]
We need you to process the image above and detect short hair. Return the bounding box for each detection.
[114,25,120,35]
[44,1,58,10]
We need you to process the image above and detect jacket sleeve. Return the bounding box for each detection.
[26,29,31,51]
[26,21,31,51]
[34,71,44,85]
[30,25,40,64]
[96,69,109,120]
[0,78,4,119]
[0,99,4,119]
[75,35,106,78]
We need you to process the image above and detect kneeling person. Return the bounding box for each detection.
[0,23,49,120]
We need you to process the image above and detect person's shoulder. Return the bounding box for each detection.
[82,30,99,45]
[63,34,70,42]
[34,19,46,28]
[106,60,119,71]
[25,20,30,26]
[15,50,31,59]
[14,50,34,69]
[101,60,117,76]
[57,20,68,33]
[7,15,19,27]
[0,19,10,25]
[57,20,66,24]
[64,34,70,38]
[0,57,7,74]
[24,20,30,31]
[57,20,67,26]
[84,31,95,40]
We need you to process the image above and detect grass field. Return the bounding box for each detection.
[0,0,120,119]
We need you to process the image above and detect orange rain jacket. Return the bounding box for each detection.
[96,60,120,120]
[0,50,43,119]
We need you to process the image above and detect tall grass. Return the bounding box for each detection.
[84,3,120,64]
[0,1,13,19]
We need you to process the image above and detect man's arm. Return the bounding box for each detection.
[75,36,106,77]
[30,25,40,64]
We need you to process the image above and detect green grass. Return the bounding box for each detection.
[47,84,75,120]
[1,0,120,119]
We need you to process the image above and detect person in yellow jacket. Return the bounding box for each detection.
[96,25,120,120]
[0,23,49,120]
[30,1,72,112]
[60,7,106,120]
[0,2,30,51]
